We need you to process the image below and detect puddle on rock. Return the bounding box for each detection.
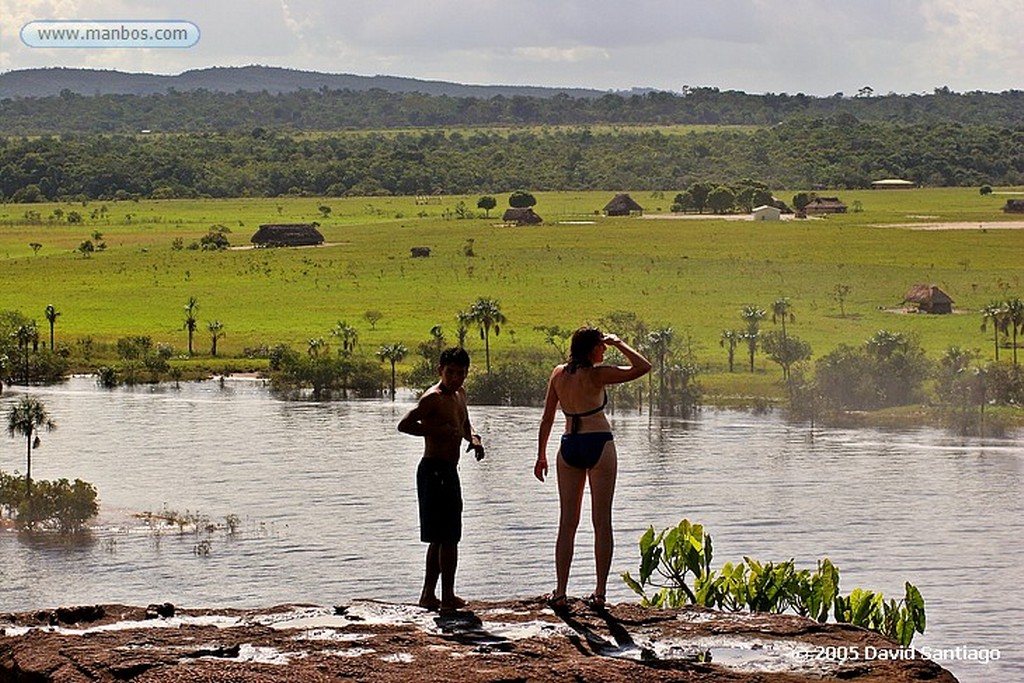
[614,635,842,676]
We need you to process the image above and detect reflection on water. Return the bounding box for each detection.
[1,377,1021,682]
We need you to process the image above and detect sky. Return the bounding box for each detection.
[1,0,1022,96]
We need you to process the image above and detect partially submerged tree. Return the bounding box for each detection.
[377,343,408,400]
[7,396,56,493]
[13,322,38,384]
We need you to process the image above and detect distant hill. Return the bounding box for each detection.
[0,65,610,99]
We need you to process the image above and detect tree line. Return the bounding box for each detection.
[3,288,1022,437]
[3,86,1024,134]
[3,116,1023,203]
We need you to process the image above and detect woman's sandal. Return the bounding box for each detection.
[584,593,606,610]
[545,592,568,611]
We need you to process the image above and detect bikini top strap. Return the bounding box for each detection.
[564,391,608,434]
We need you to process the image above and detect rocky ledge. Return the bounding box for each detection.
[0,598,957,682]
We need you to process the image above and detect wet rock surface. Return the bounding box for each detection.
[0,598,957,682]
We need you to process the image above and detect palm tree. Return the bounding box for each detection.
[44,304,60,350]
[182,297,199,356]
[7,396,56,493]
[1006,298,1024,367]
[740,305,766,373]
[307,337,328,358]
[468,297,507,373]
[771,297,795,340]
[331,321,360,354]
[207,320,225,356]
[377,343,408,400]
[13,322,38,385]
[720,330,740,372]
[455,310,473,348]
[980,301,1009,362]
[423,324,446,361]
[646,327,675,409]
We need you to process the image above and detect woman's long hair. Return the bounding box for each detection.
[566,326,603,374]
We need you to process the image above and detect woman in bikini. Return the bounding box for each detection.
[535,326,651,608]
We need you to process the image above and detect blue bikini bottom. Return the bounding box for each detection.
[559,432,614,470]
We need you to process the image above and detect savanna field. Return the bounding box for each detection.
[2,187,1023,401]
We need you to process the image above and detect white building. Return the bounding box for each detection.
[752,205,781,221]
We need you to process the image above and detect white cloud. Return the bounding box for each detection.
[512,46,609,64]
[1,0,1021,94]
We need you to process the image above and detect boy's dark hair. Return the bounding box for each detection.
[439,347,470,368]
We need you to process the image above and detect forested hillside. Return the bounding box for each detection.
[0,65,605,100]
[2,86,1024,135]
[3,116,1022,201]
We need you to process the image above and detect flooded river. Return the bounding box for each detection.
[1,377,1020,681]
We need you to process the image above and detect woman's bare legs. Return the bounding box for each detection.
[587,442,617,599]
[554,451,587,598]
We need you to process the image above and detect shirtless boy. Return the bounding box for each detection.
[398,347,484,611]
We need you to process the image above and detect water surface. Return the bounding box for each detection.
[1,377,1020,682]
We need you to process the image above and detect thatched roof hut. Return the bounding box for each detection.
[502,208,543,225]
[903,284,953,314]
[603,193,644,216]
[251,224,325,247]
[804,197,847,214]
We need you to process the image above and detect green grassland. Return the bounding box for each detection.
[1,187,1022,398]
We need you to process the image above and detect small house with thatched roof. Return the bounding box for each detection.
[603,193,644,217]
[251,224,324,248]
[804,197,848,214]
[1002,199,1024,213]
[502,208,543,225]
[903,284,953,314]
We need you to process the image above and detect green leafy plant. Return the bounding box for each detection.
[621,519,713,607]
[834,583,926,647]
[623,519,926,647]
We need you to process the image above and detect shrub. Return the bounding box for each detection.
[28,349,70,384]
[270,351,385,400]
[199,230,230,251]
[467,361,548,406]
[814,332,930,410]
[96,366,119,388]
[117,335,152,360]
[0,471,98,533]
